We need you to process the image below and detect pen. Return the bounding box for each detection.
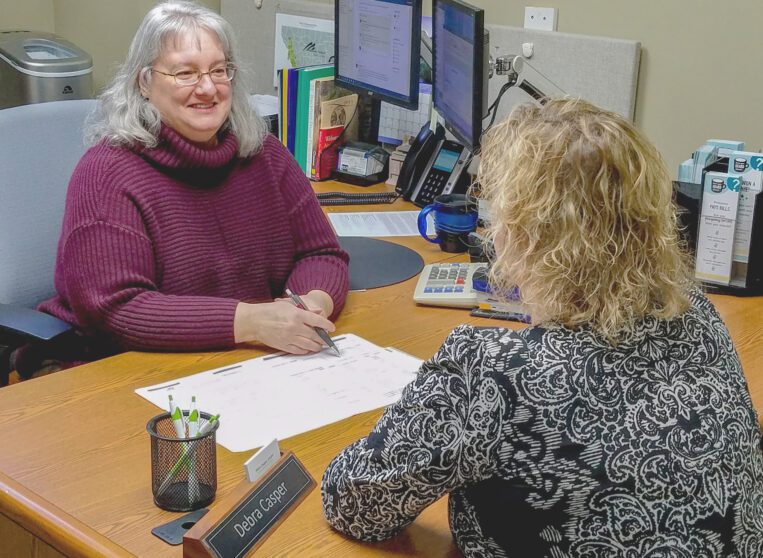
[187,396,199,438]
[197,414,220,437]
[284,288,341,357]
[169,397,186,439]
[186,396,200,498]
[157,414,221,497]
[167,395,191,499]
[469,308,532,323]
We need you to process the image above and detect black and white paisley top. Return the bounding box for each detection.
[322,291,763,556]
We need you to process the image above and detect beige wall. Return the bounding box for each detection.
[52,0,220,92]
[0,0,54,32]
[2,0,760,175]
[1,1,219,94]
[465,0,761,176]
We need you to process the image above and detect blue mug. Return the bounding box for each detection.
[418,194,478,253]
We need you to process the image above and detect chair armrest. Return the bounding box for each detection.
[0,303,72,342]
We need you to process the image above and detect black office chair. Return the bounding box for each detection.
[0,99,97,386]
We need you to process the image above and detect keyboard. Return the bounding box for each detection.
[413,262,486,308]
[377,84,432,145]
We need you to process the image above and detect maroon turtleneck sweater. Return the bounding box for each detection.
[39,126,348,352]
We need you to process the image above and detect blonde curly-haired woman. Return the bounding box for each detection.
[322,99,763,557]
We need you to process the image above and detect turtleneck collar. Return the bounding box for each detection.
[138,124,239,170]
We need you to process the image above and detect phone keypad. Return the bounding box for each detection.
[419,172,448,205]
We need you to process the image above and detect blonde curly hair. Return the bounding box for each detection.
[479,98,694,341]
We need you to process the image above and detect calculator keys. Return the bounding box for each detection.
[414,262,482,308]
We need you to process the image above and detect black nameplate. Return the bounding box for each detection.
[203,454,313,557]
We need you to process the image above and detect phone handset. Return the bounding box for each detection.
[396,122,472,207]
[396,122,443,200]
[411,136,471,208]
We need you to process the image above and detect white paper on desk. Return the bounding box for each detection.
[135,334,422,452]
[328,211,435,237]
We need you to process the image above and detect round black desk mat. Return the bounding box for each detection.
[338,237,424,291]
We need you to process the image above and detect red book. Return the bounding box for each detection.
[312,125,345,180]
[309,87,358,181]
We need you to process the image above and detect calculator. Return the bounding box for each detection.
[413,262,487,308]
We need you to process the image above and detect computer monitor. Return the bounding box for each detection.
[335,0,421,110]
[432,0,487,152]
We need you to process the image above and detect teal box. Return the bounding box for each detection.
[707,139,745,155]
[692,145,719,183]
[678,159,694,183]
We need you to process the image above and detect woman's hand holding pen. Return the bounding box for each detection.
[296,290,334,318]
[234,299,336,354]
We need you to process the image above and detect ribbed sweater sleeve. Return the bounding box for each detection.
[268,139,349,318]
[61,221,239,351]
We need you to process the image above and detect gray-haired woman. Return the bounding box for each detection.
[37,1,348,359]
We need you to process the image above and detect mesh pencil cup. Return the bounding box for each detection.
[147,411,219,512]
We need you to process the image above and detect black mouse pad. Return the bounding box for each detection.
[338,237,424,290]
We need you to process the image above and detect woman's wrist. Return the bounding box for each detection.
[234,302,258,344]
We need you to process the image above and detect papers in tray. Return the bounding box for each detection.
[135,334,422,452]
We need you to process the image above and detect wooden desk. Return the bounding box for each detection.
[1,189,761,558]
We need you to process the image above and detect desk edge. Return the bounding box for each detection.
[0,470,134,558]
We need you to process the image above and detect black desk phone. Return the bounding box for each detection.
[396,123,472,207]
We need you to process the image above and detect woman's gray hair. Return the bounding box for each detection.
[86,0,267,157]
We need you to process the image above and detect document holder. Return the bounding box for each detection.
[674,158,763,295]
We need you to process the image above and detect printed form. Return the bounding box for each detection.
[135,334,422,452]
[328,211,435,236]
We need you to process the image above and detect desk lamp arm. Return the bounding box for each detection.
[490,55,565,106]
[481,55,566,135]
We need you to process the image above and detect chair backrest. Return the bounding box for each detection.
[0,99,98,308]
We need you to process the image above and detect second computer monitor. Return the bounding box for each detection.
[335,0,421,110]
[432,0,486,152]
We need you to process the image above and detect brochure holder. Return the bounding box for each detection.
[674,158,763,295]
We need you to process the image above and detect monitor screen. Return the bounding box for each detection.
[432,0,485,151]
[335,0,421,110]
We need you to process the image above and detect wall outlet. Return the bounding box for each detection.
[524,7,557,31]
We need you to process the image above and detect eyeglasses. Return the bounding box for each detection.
[151,64,236,86]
